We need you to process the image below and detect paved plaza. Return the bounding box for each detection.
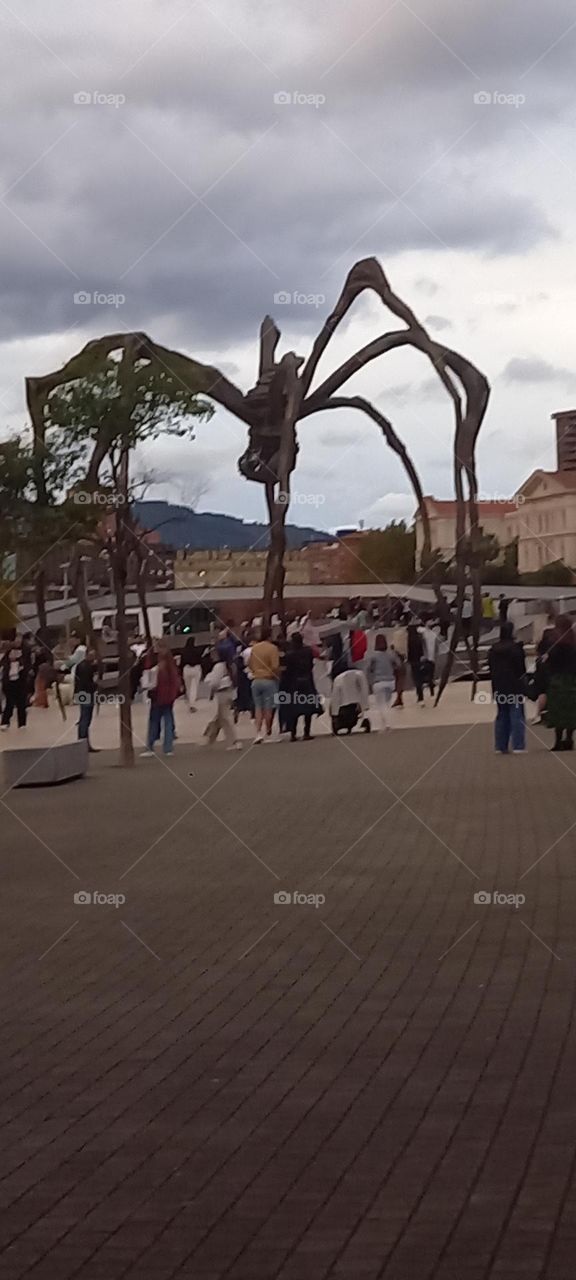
[1,718,576,1278]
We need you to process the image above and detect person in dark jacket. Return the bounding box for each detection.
[1,640,30,729]
[488,621,526,754]
[545,614,576,751]
[74,648,100,751]
[406,618,425,705]
[283,632,319,741]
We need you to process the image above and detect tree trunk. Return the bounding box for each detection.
[35,568,50,650]
[263,483,288,625]
[71,554,100,657]
[134,549,152,644]
[114,447,134,767]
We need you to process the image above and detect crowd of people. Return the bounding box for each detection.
[4,594,576,759]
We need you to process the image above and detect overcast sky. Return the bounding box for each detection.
[2,0,576,532]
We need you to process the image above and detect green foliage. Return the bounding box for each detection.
[521,560,574,586]
[356,521,416,583]
[43,359,214,481]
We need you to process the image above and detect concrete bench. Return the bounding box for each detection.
[1,740,89,789]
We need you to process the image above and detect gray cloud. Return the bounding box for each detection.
[502,357,576,385]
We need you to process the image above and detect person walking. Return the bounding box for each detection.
[488,621,527,754]
[283,632,319,741]
[140,642,181,757]
[248,625,280,743]
[204,652,241,750]
[180,636,204,712]
[1,640,30,730]
[74,647,100,752]
[545,615,576,751]
[367,634,401,730]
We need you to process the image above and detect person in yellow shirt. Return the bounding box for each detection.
[248,625,280,743]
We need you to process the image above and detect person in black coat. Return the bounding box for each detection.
[1,640,31,729]
[283,632,319,741]
[406,618,425,704]
[488,621,526,754]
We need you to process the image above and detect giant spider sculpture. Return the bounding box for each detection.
[26,257,490,702]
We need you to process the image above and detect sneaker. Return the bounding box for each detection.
[254,735,263,745]
[140,750,155,757]
[0,725,8,732]
[227,742,243,751]
[164,751,174,757]
[512,749,526,754]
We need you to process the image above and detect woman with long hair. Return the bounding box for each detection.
[140,641,181,757]
[546,614,576,751]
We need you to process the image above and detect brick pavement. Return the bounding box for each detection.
[1,723,576,1278]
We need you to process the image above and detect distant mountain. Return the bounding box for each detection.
[134,501,328,551]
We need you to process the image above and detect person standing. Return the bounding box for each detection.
[461,593,473,643]
[488,621,526,754]
[419,619,439,700]
[140,642,181,757]
[407,617,425,705]
[498,594,509,626]
[545,615,576,751]
[204,652,241,750]
[350,626,368,671]
[1,640,30,730]
[481,592,495,633]
[248,625,280,743]
[283,632,319,742]
[74,647,100,752]
[180,636,204,712]
[367,634,401,730]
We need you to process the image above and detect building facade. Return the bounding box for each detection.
[506,471,576,574]
[414,499,516,570]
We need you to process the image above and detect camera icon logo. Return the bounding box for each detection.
[75,691,89,705]
[73,291,91,305]
[275,691,291,705]
[273,91,292,105]
[274,890,292,905]
[74,890,92,905]
[73,91,92,105]
[273,291,292,305]
[474,91,492,105]
[473,890,492,905]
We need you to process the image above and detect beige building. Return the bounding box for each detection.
[174,548,313,588]
[414,498,516,570]
[506,470,576,574]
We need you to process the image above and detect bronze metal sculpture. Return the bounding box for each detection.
[26,257,490,702]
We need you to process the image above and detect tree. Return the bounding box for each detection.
[27,345,213,765]
[355,522,415,583]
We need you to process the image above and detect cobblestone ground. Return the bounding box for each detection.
[1,722,576,1279]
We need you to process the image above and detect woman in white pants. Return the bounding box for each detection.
[204,656,242,750]
[367,634,401,730]
[180,638,204,712]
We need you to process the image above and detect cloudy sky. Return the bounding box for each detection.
[2,0,576,533]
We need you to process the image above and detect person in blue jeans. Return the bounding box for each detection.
[140,642,181,757]
[488,621,526,754]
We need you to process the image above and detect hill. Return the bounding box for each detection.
[134,501,328,550]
